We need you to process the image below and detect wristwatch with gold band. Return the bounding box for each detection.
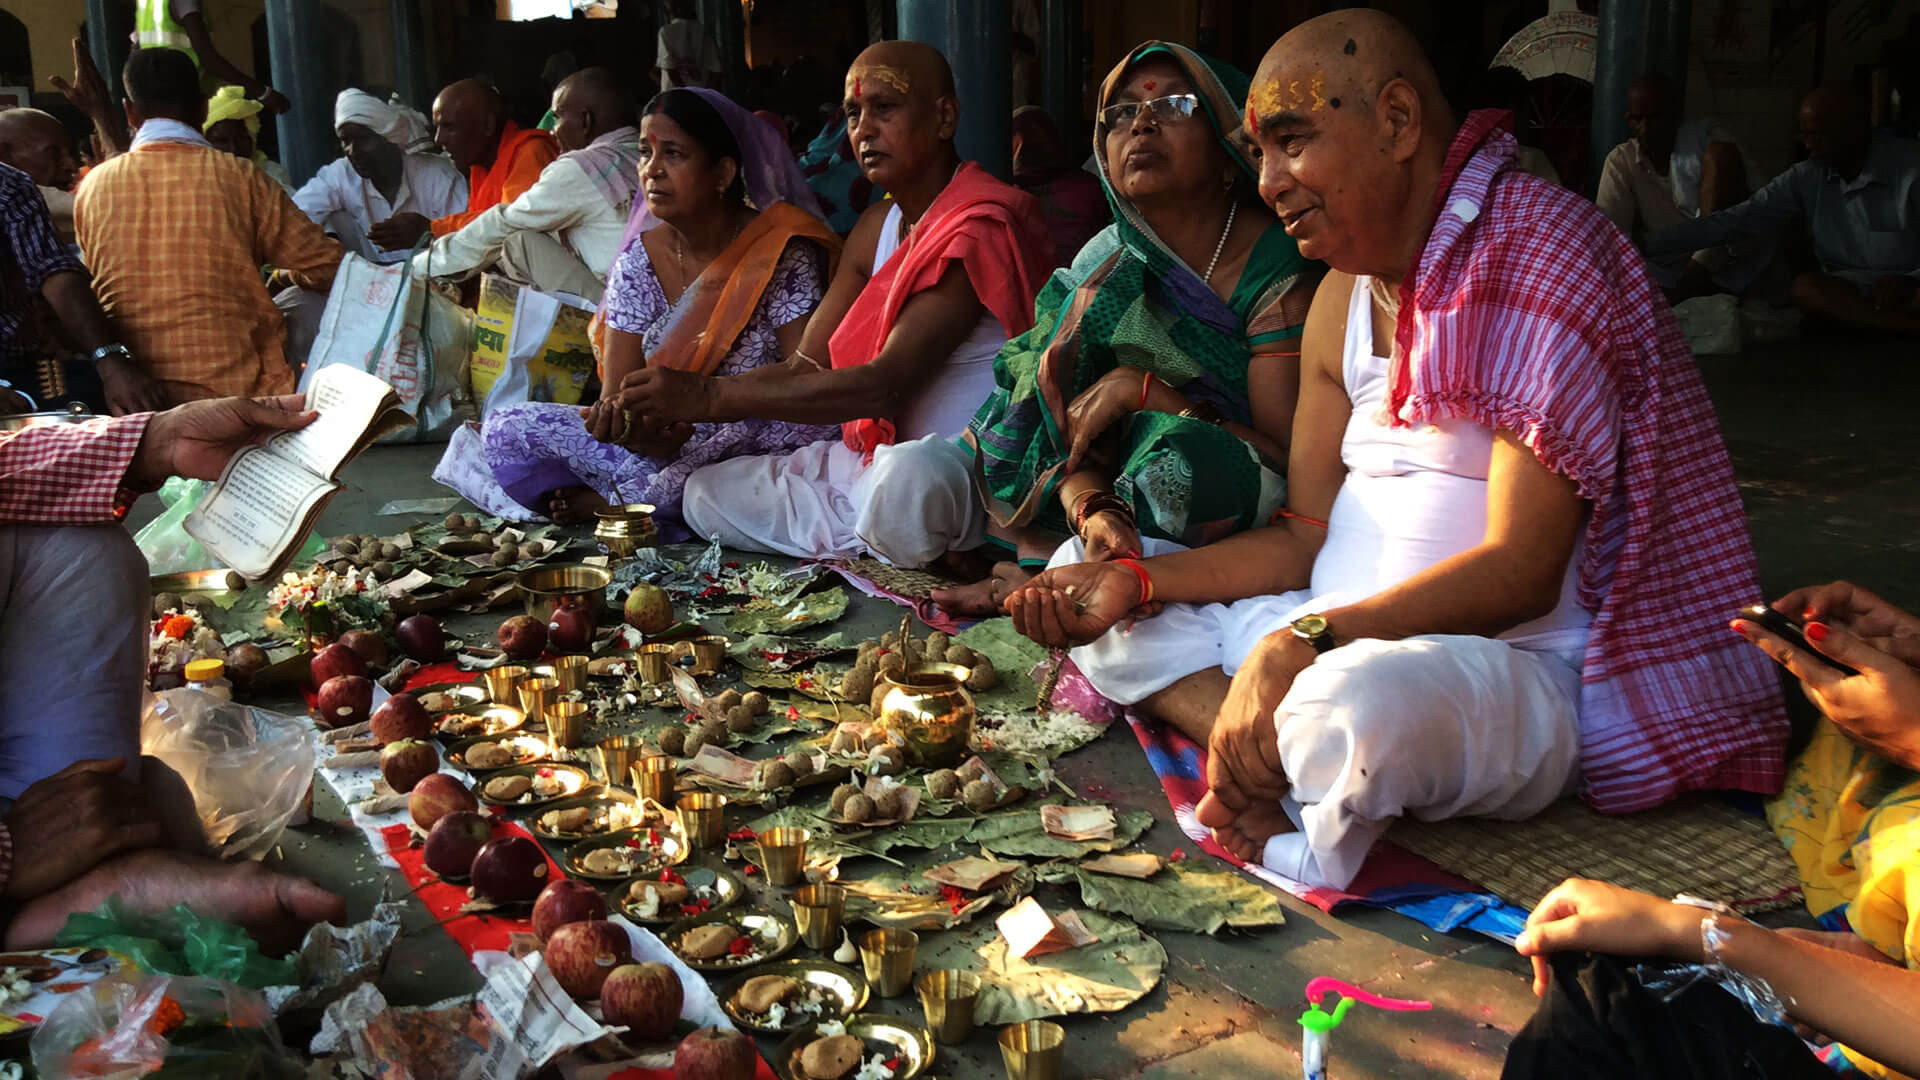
[1291,613,1335,654]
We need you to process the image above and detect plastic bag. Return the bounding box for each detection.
[30,973,302,1080]
[53,897,296,988]
[1672,293,1741,356]
[135,477,326,575]
[141,689,319,862]
[305,252,475,444]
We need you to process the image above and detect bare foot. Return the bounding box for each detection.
[546,486,608,525]
[1200,796,1296,864]
[930,562,1034,616]
[6,849,347,954]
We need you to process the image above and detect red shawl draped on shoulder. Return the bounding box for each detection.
[1387,110,1788,813]
[827,161,1054,457]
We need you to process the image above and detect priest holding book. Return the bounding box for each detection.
[0,393,348,950]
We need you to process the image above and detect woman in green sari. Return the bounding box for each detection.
[934,41,1317,615]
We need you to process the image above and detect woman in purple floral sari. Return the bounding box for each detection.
[440,88,839,534]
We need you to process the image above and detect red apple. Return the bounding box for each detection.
[471,834,548,903]
[370,693,433,743]
[423,810,493,878]
[338,628,391,669]
[532,878,608,940]
[310,642,366,687]
[546,604,596,654]
[497,615,547,659]
[409,772,479,831]
[315,675,373,728]
[544,919,632,999]
[227,643,270,687]
[602,962,683,1041]
[673,1026,755,1080]
[396,615,447,662]
[379,738,439,793]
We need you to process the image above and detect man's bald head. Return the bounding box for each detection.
[842,41,961,195]
[1244,9,1455,277]
[1797,84,1871,175]
[0,109,78,189]
[432,79,507,172]
[552,67,633,152]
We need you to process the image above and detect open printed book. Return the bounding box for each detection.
[184,366,414,582]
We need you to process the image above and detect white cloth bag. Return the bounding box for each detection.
[304,252,475,442]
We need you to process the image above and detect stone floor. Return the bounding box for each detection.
[123,336,1917,1079]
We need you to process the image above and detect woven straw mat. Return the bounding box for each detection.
[1388,795,1803,915]
[836,557,965,599]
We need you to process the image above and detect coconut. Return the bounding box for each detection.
[925,769,961,800]
[962,779,998,812]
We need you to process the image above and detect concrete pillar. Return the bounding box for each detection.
[1589,0,1646,196]
[1650,0,1692,116]
[1038,0,1080,135]
[898,0,1011,179]
[389,0,432,112]
[86,0,134,111]
[263,0,330,184]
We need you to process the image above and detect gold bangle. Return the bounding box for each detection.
[793,347,821,368]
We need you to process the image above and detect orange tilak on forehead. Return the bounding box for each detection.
[849,64,910,99]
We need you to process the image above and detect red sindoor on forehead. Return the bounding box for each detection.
[852,76,862,99]
[1143,80,1156,91]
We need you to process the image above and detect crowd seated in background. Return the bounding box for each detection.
[0,108,79,243]
[292,89,465,267]
[653,0,722,92]
[75,48,341,403]
[1596,74,1782,301]
[929,41,1315,616]
[0,396,346,952]
[1009,104,1110,267]
[410,68,642,304]
[363,79,558,256]
[1647,85,1920,335]
[1467,66,1561,186]
[1002,9,1787,891]
[437,86,839,531]
[606,41,1055,568]
[202,85,294,194]
[1506,581,1920,1080]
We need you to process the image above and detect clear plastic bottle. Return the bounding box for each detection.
[183,658,234,700]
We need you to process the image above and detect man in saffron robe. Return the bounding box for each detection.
[366,79,558,253]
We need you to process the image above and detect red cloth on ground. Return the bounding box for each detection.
[1384,109,1788,814]
[380,817,558,957]
[826,161,1054,458]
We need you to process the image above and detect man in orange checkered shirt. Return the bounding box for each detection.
[74,48,343,403]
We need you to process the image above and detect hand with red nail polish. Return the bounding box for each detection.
[1773,581,1920,658]
[1741,585,1920,769]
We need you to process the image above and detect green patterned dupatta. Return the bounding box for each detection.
[960,42,1313,546]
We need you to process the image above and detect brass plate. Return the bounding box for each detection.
[564,825,690,881]
[446,732,551,773]
[663,906,798,972]
[471,762,592,808]
[526,791,655,841]
[612,863,748,925]
[721,959,870,1034]
[773,1013,935,1080]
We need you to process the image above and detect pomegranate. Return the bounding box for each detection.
[396,614,447,662]
[544,919,632,999]
[623,584,675,635]
[672,1026,755,1080]
[470,834,549,903]
[227,643,270,687]
[315,674,373,728]
[532,878,608,940]
[409,772,479,831]
[309,642,366,687]
[379,738,439,793]
[497,615,547,659]
[338,628,391,669]
[370,693,433,744]
[602,962,684,1041]
[423,810,493,878]
[546,604,596,654]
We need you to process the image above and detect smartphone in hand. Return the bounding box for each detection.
[1739,604,1859,676]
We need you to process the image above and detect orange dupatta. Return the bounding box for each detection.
[592,201,841,376]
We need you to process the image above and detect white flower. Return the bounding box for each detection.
[854,1053,896,1080]
[816,1019,847,1038]
[765,1002,788,1027]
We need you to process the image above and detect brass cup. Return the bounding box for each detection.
[873,662,977,769]
[859,928,919,998]
[755,825,811,886]
[552,654,588,694]
[792,883,846,951]
[634,755,678,805]
[483,665,529,705]
[685,635,729,675]
[592,503,659,559]
[998,1020,1065,1080]
[917,969,983,1045]
[546,700,590,749]
[677,791,727,849]
[636,643,676,684]
[517,676,559,732]
[595,734,648,783]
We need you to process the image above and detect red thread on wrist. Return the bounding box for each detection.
[1138,370,1154,411]
[1115,557,1153,606]
[1271,507,1329,529]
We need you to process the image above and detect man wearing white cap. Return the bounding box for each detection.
[291,89,466,265]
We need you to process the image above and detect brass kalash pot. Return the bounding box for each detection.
[873,662,975,769]
[592,503,659,558]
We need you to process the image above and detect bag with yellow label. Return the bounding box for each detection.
[469,275,597,415]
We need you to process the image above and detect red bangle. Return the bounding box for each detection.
[1138,370,1155,411]
[1114,557,1153,606]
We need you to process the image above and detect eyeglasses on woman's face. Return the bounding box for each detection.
[1099,93,1201,130]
